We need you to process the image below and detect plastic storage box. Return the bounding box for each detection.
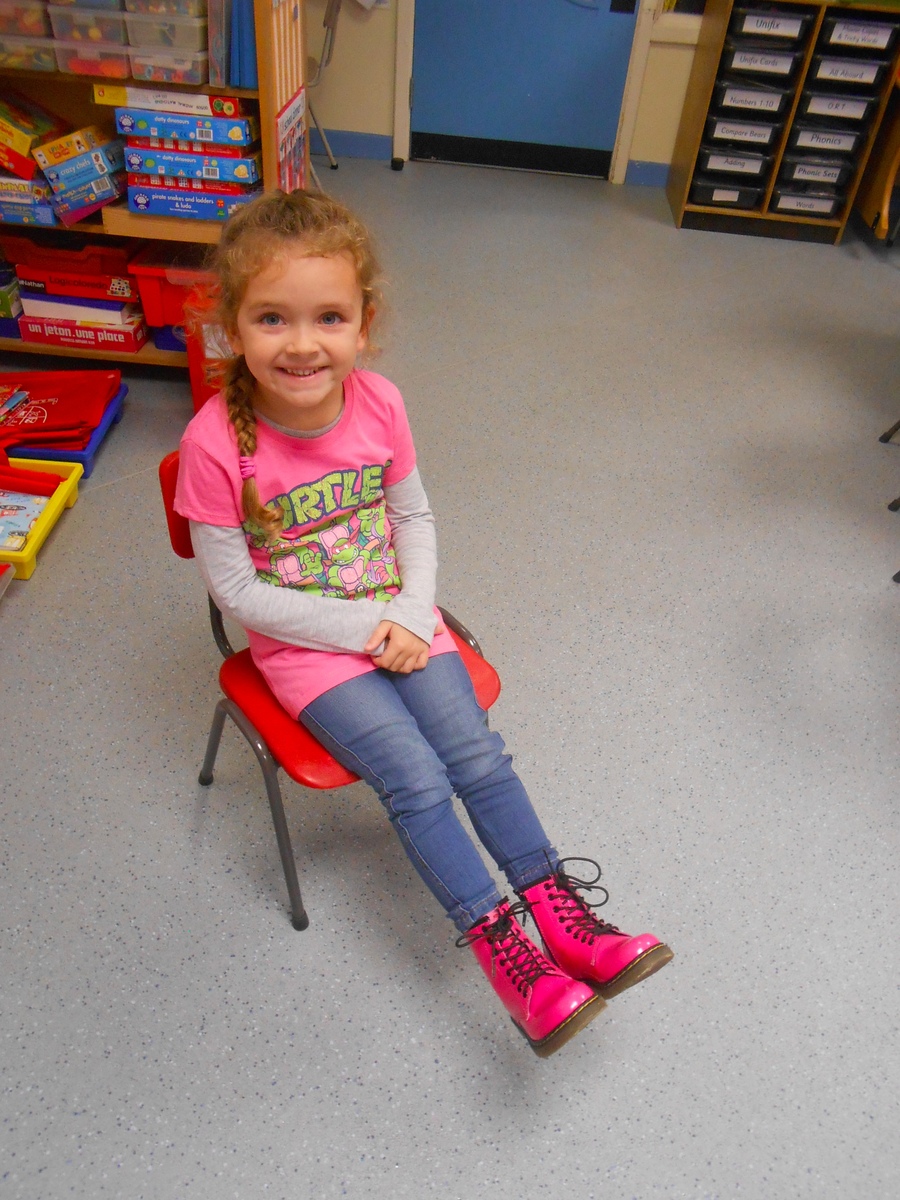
[0,1,51,35]
[128,240,210,325]
[125,0,205,12]
[0,31,55,66]
[0,457,83,580]
[48,4,127,42]
[128,46,208,83]
[689,175,764,209]
[54,37,129,74]
[124,10,206,48]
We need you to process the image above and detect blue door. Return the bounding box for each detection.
[410,0,639,177]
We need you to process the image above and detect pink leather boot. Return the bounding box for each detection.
[459,900,605,1057]
[519,861,673,1000]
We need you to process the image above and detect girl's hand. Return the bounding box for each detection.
[364,621,430,673]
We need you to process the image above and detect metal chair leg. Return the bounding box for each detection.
[199,700,228,785]
[878,417,900,443]
[308,101,338,170]
[218,699,310,931]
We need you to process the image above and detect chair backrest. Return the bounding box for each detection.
[159,450,194,559]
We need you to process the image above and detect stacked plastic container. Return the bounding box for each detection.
[0,0,209,81]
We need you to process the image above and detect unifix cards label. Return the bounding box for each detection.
[126,135,250,159]
[94,86,245,118]
[19,314,148,352]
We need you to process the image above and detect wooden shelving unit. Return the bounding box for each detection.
[1,0,307,365]
[667,0,900,244]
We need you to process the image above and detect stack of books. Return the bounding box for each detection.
[94,85,262,222]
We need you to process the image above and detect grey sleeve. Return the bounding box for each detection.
[382,467,441,645]
[189,521,390,653]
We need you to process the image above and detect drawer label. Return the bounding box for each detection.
[816,58,880,85]
[740,14,803,38]
[722,87,782,112]
[706,153,763,174]
[731,49,794,74]
[805,94,868,121]
[792,162,842,184]
[711,188,741,202]
[829,21,894,51]
[796,128,856,152]
[776,194,835,214]
[713,119,772,143]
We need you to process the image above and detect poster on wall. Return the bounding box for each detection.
[277,86,307,193]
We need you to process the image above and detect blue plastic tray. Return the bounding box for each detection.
[9,384,127,479]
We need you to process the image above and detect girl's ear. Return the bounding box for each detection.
[227,326,244,356]
[357,305,375,353]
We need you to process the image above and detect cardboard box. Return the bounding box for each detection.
[42,141,125,194]
[0,172,51,203]
[127,172,248,196]
[0,199,57,226]
[20,291,140,324]
[0,93,67,180]
[127,183,261,220]
[19,312,147,352]
[114,108,258,146]
[123,144,260,183]
[50,170,126,217]
[125,134,249,158]
[94,85,245,117]
[0,275,22,319]
[31,124,108,170]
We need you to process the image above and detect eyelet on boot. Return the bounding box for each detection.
[518,860,673,1000]
[458,900,605,1056]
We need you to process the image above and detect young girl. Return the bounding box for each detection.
[174,190,672,1057]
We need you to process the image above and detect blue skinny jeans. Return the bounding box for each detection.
[300,650,558,933]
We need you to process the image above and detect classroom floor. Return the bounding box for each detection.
[2,159,899,1200]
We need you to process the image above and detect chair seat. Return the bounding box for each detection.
[218,630,501,791]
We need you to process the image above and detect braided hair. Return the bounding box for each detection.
[192,189,382,543]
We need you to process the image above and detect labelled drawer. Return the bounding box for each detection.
[48,4,127,42]
[721,39,802,79]
[128,45,208,83]
[820,15,898,57]
[705,113,780,148]
[729,6,814,44]
[689,174,764,209]
[696,144,773,178]
[771,186,841,218]
[809,55,889,90]
[714,78,792,117]
[787,122,862,157]
[797,90,876,124]
[779,153,854,188]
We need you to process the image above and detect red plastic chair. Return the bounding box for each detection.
[158,450,501,930]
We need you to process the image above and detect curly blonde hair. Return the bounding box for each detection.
[191,189,382,541]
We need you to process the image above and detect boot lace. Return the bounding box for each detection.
[538,858,620,943]
[456,902,556,996]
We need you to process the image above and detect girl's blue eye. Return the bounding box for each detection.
[321,312,341,326]
[261,313,283,326]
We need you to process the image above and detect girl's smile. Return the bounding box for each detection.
[230,248,368,431]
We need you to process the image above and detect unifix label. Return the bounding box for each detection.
[741,14,803,38]
[732,49,794,74]
[723,87,782,112]
[829,21,893,51]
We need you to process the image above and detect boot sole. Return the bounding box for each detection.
[593,943,674,1000]
[513,992,606,1058]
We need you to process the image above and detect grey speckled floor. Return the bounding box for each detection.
[2,160,899,1200]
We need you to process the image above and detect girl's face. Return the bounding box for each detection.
[230,248,368,431]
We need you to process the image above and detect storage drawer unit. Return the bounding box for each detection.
[667,0,900,244]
